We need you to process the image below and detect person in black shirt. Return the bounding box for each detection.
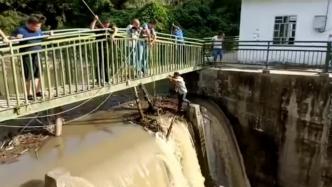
[90,15,118,85]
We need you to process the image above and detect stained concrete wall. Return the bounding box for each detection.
[189,68,332,187]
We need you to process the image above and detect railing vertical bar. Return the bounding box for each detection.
[325,42,331,72]
[73,42,79,92]
[125,39,129,81]
[78,40,85,90]
[65,47,72,94]
[119,40,123,82]
[106,34,110,85]
[115,40,119,84]
[52,47,59,97]
[173,43,176,71]
[44,49,52,99]
[19,56,28,103]
[320,52,326,68]
[164,43,167,72]
[29,54,36,100]
[84,42,90,90]
[128,39,132,79]
[111,40,115,84]
[89,42,96,88]
[36,52,45,100]
[171,43,175,72]
[1,58,10,107]
[59,46,66,96]
[10,44,20,105]
[154,42,157,75]
[96,41,101,87]
[123,39,126,80]
[158,43,162,74]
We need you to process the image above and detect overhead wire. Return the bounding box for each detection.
[16,88,105,120]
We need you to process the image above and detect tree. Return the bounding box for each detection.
[0,0,241,37]
[0,10,25,34]
[134,2,173,32]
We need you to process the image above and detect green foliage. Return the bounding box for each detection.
[0,10,25,34]
[172,0,240,38]
[0,0,241,37]
[134,2,173,32]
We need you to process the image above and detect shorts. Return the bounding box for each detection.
[22,53,40,80]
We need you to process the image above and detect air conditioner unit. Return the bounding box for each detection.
[313,15,327,33]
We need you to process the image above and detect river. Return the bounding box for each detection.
[0,81,250,187]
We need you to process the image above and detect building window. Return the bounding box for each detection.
[273,16,297,44]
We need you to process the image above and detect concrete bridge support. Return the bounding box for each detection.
[189,68,332,187]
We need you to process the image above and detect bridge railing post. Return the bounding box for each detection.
[265,41,271,71]
[324,41,331,73]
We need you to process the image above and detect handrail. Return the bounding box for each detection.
[0,29,204,113]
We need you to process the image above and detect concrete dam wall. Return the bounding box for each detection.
[191,68,332,187]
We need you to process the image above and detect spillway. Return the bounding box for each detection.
[0,100,249,187]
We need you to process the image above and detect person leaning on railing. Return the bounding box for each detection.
[172,23,185,64]
[12,15,47,100]
[139,20,157,77]
[90,15,118,84]
[126,19,141,76]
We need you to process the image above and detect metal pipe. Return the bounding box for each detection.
[81,0,105,28]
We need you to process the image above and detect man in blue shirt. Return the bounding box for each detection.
[13,15,45,100]
[172,24,184,43]
[172,23,185,65]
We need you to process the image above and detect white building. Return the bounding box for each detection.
[240,0,331,42]
[235,0,332,66]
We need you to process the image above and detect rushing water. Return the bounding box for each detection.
[0,79,250,187]
[0,107,205,187]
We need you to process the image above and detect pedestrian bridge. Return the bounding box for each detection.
[0,28,331,123]
[0,28,204,122]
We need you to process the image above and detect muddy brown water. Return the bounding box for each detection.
[0,109,154,187]
[0,106,206,187]
[0,79,250,187]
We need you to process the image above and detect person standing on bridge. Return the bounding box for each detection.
[172,23,185,65]
[212,32,225,63]
[13,15,46,100]
[90,15,118,85]
[139,20,157,77]
[168,72,190,113]
[127,18,141,77]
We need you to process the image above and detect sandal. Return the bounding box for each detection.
[27,95,34,100]
[36,92,43,97]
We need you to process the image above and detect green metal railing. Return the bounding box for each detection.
[0,29,204,110]
[204,39,332,72]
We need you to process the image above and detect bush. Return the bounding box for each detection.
[0,10,26,34]
[134,2,173,32]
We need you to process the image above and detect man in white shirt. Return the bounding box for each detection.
[169,72,190,112]
[212,32,225,62]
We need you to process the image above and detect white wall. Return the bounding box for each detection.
[239,0,332,41]
[235,0,331,66]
